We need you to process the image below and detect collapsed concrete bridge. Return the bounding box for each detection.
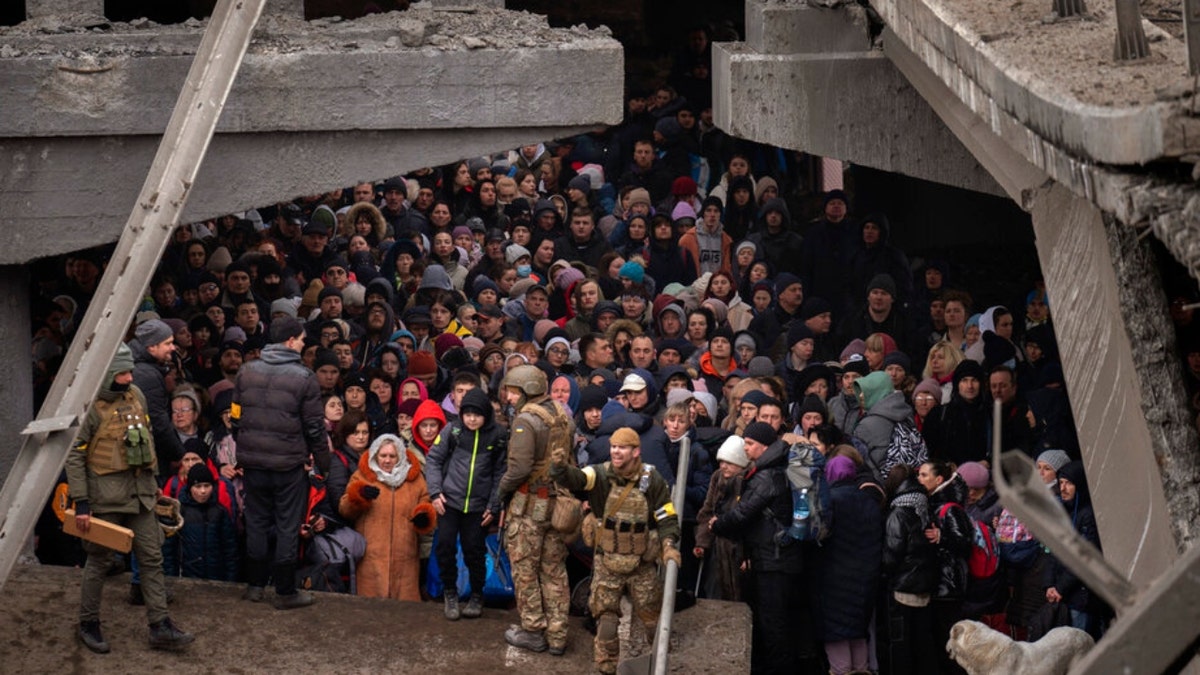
[713,0,1200,669]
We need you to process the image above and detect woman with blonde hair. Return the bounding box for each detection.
[922,339,965,404]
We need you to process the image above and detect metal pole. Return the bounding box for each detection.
[1185,0,1200,75]
[0,0,267,593]
[652,436,690,675]
[1113,0,1150,61]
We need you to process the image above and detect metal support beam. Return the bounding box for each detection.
[1186,0,1200,75]
[0,0,266,592]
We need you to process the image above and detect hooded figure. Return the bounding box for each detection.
[410,399,447,457]
[852,371,916,481]
[1045,461,1107,638]
[339,434,437,601]
[679,195,733,278]
[747,198,804,279]
[847,212,913,309]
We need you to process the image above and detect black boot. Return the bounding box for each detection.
[275,590,315,610]
[443,591,461,621]
[504,626,548,653]
[148,617,194,650]
[461,593,482,619]
[78,620,110,654]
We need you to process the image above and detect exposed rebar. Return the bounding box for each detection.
[1113,0,1151,61]
[1053,0,1087,18]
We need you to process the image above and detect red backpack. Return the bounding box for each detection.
[938,503,1000,580]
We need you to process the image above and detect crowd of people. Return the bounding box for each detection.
[31,25,1121,673]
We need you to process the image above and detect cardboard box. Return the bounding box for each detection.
[63,509,134,553]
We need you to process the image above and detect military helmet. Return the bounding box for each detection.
[501,364,548,397]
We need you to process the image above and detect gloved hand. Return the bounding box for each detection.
[411,511,431,530]
[662,541,682,568]
[550,446,568,466]
[360,484,380,501]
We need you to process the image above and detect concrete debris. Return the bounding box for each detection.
[0,7,611,57]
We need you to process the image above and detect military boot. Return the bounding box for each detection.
[443,591,461,621]
[504,626,548,653]
[148,617,194,650]
[275,590,315,610]
[461,593,482,619]
[78,620,110,654]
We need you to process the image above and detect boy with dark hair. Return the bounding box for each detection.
[425,389,507,620]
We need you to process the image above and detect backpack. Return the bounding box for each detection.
[882,418,929,477]
[781,441,833,543]
[938,502,1000,580]
[521,399,577,478]
[299,525,367,594]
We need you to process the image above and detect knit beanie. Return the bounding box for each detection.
[567,175,592,194]
[801,297,832,321]
[619,260,645,285]
[1036,449,1072,475]
[407,350,437,377]
[787,323,815,349]
[867,273,897,299]
[610,427,641,448]
[187,463,215,487]
[797,394,827,419]
[313,348,338,371]
[775,272,803,296]
[627,188,652,209]
[135,319,173,347]
[914,377,942,400]
[747,356,775,378]
[958,462,990,489]
[883,350,911,373]
[578,385,609,413]
[270,298,298,318]
[742,422,777,447]
[555,266,586,291]
[397,399,422,418]
[434,333,464,360]
[715,435,750,469]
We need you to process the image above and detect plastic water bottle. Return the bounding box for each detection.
[789,488,810,540]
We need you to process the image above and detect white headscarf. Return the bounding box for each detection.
[368,434,411,488]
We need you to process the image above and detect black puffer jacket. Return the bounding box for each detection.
[162,490,240,581]
[711,440,802,574]
[130,338,186,476]
[233,344,330,474]
[882,478,938,595]
[425,389,508,515]
[927,473,974,599]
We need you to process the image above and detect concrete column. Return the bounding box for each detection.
[0,267,32,484]
[25,0,103,19]
[1026,182,1184,582]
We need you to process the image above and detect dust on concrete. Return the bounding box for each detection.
[0,6,616,59]
[0,563,748,673]
[918,0,1193,108]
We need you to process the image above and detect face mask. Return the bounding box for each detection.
[517,265,532,277]
[109,380,130,393]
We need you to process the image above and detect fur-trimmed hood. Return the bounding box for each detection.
[344,201,388,243]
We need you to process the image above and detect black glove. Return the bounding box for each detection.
[74,500,90,516]
[360,484,380,500]
[411,511,431,529]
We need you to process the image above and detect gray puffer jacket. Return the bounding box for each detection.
[233,344,329,474]
[853,390,913,479]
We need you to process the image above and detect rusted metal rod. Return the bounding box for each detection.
[1113,0,1150,61]
[1053,0,1086,18]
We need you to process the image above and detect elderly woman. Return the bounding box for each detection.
[339,434,437,601]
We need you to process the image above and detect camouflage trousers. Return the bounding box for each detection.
[589,554,662,673]
[505,513,569,648]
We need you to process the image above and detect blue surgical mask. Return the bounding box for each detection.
[517,264,532,277]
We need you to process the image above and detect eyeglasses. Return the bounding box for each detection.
[327,269,347,277]
[171,408,194,415]
[547,347,569,356]
[199,283,219,293]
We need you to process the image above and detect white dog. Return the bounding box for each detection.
[947,620,1095,675]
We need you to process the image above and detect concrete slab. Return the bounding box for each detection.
[872,0,1200,164]
[712,41,1003,197]
[0,564,751,673]
[745,0,872,55]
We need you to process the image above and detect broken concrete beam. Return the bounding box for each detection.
[712,41,1002,197]
[873,0,1200,165]
[0,12,623,136]
[744,0,872,54]
[0,126,591,264]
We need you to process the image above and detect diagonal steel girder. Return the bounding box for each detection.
[0,0,267,592]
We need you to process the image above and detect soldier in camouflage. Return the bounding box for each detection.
[497,364,576,655]
[551,426,682,675]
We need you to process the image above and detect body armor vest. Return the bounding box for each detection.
[87,391,156,475]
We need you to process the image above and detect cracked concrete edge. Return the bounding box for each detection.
[873,0,1199,165]
[1102,211,1200,554]
[711,42,1003,196]
[744,0,873,54]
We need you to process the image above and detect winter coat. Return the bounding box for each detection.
[233,344,330,474]
[747,199,804,277]
[828,392,861,438]
[799,217,858,316]
[554,229,613,270]
[853,376,914,480]
[1045,463,1105,614]
[679,224,733,277]
[922,392,989,466]
[927,473,974,600]
[846,213,914,308]
[882,478,938,595]
[815,477,884,642]
[695,468,747,602]
[130,338,186,475]
[643,238,698,290]
[327,444,361,511]
[711,440,803,574]
[585,411,672,485]
[339,445,437,601]
[425,390,507,515]
[664,428,714,520]
[410,399,446,456]
[163,489,240,581]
